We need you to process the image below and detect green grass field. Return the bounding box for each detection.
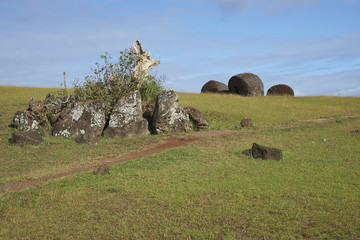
[0,86,359,239]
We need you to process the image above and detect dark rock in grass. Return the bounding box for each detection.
[267,84,295,96]
[103,91,149,138]
[240,117,254,128]
[228,73,264,96]
[184,107,210,130]
[152,89,192,134]
[351,129,360,135]
[201,80,229,93]
[251,143,283,161]
[9,130,43,146]
[95,165,110,175]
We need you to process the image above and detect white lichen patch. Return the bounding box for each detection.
[70,104,84,121]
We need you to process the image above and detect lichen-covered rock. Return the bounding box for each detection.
[103,91,149,138]
[228,73,264,96]
[44,93,73,106]
[201,80,228,93]
[9,130,43,146]
[12,110,41,132]
[267,84,295,96]
[184,107,210,130]
[52,100,107,138]
[152,90,192,134]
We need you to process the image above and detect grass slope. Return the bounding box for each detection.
[0,86,359,239]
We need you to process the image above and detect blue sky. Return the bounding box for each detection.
[0,0,359,96]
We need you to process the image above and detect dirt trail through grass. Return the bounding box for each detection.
[1,115,358,193]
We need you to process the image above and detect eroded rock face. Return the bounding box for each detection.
[184,107,210,130]
[201,80,228,93]
[9,130,43,146]
[103,91,149,138]
[152,90,192,134]
[267,84,295,96]
[228,73,264,96]
[52,100,107,138]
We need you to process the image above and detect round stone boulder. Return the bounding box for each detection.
[201,80,228,93]
[228,73,264,96]
[267,84,294,96]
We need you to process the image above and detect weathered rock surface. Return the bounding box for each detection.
[52,100,107,138]
[95,164,110,175]
[76,132,99,144]
[251,143,283,161]
[184,107,210,130]
[9,130,43,146]
[267,84,295,96]
[201,80,228,93]
[240,117,254,128]
[152,90,192,134]
[12,110,41,132]
[228,73,264,96]
[103,91,149,138]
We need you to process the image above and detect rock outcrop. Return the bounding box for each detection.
[52,100,107,138]
[184,107,210,130]
[152,90,192,134]
[103,91,149,138]
[228,73,264,96]
[201,80,228,93]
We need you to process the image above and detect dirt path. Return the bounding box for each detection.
[1,115,358,193]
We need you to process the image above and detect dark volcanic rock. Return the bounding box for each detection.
[184,107,210,130]
[103,91,149,138]
[228,73,264,96]
[240,117,254,128]
[52,100,107,138]
[251,143,283,161]
[152,89,192,134]
[76,132,99,144]
[267,84,295,96]
[201,80,229,93]
[95,165,110,175]
[9,130,43,146]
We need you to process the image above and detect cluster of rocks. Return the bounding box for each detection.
[10,89,210,145]
[201,73,294,97]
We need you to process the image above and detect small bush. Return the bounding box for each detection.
[69,47,165,113]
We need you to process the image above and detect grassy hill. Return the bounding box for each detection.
[0,86,359,239]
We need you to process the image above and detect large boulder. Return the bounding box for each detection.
[103,91,149,138]
[152,90,192,134]
[228,73,264,96]
[267,84,295,96]
[9,130,43,146]
[52,100,107,138]
[201,80,228,93]
[184,107,210,130]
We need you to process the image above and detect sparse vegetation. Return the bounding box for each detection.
[0,86,359,239]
